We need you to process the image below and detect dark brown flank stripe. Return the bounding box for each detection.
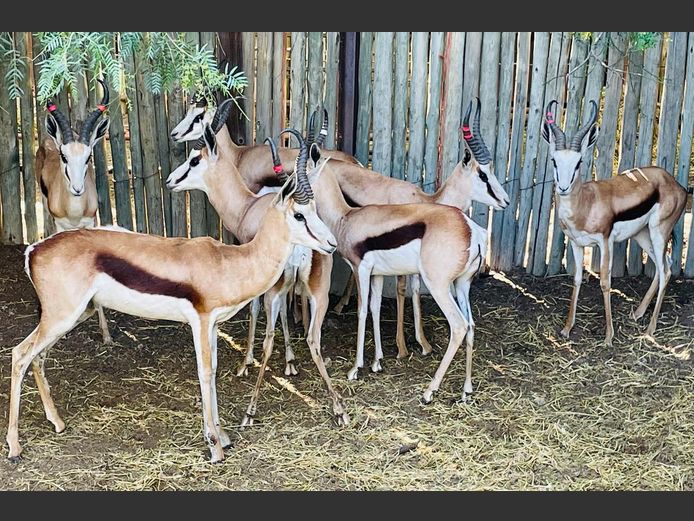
[614,189,659,223]
[95,253,203,309]
[355,222,426,259]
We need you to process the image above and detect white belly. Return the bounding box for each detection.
[363,240,421,276]
[91,274,197,323]
[611,204,656,242]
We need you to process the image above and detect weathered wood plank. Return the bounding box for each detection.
[461,32,482,148]
[438,32,465,184]
[407,32,429,188]
[490,32,517,269]
[391,32,409,180]
[87,73,113,226]
[548,35,590,275]
[355,32,374,167]
[0,57,23,244]
[497,32,530,271]
[108,89,133,230]
[289,32,307,137]
[682,35,694,277]
[613,48,644,277]
[16,32,38,243]
[514,32,550,268]
[166,80,187,237]
[271,32,286,140]
[423,32,444,194]
[306,32,324,139]
[628,36,663,276]
[657,32,687,276]
[529,32,570,275]
[372,32,394,176]
[255,32,273,146]
[154,92,173,236]
[125,52,147,234]
[324,32,340,149]
[241,32,256,146]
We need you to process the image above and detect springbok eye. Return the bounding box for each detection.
[294,212,305,222]
[190,155,201,167]
[193,113,203,123]
[59,151,68,163]
[551,158,557,168]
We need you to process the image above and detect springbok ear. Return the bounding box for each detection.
[273,173,297,208]
[90,118,110,147]
[45,113,63,147]
[461,143,472,167]
[581,123,599,155]
[309,142,321,168]
[203,123,218,159]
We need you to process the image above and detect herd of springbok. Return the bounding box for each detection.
[5,81,689,463]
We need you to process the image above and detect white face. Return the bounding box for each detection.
[166,148,209,193]
[170,105,213,142]
[46,114,109,196]
[462,149,510,210]
[549,149,584,195]
[273,185,336,255]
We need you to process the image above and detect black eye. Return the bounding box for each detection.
[551,158,557,168]
[59,151,67,163]
[193,113,203,123]
[294,212,305,222]
[190,156,201,167]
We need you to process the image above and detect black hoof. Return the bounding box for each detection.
[222,442,233,450]
[8,455,21,464]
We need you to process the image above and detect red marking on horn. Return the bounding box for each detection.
[462,125,473,139]
[97,104,107,112]
[273,165,284,173]
[47,104,57,112]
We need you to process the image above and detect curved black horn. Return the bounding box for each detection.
[462,98,492,165]
[193,92,208,107]
[316,107,329,147]
[46,99,75,143]
[545,100,566,150]
[281,128,313,204]
[264,136,289,183]
[79,78,109,144]
[569,100,598,152]
[306,109,318,146]
[210,98,234,133]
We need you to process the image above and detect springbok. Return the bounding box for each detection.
[166,115,348,428]
[542,99,688,345]
[329,99,509,360]
[303,138,487,403]
[36,79,112,344]
[6,141,337,464]
[170,96,360,194]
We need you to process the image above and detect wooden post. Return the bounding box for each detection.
[423,32,444,194]
[391,32,409,180]
[461,32,482,168]
[324,32,340,149]
[107,88,133,231]
[241,32,256,146]
[16,32,38,243]
[372,32,395,177]
[289,32,307,136]
[498,32,530,272]
[154,93,173,236]
[490,32,517,269]
[85,72,113,226]
[407,32,429,188]
[306,32,324,138]
[200,32,221,240]
[681,34,694,277]
[355,32,374,167]
[338,32,357,156]
[255,32,273,145]
[0,55,23,244]
[217,32,247,145]
[166,81,188,237]
[125,52,147,234]
[439,32,465,185]
[271,32,286,140]
[657,32,687,276]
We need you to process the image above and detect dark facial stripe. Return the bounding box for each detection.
[176,167,191,184]
[355,222,426,259]
[303,220,319,242]
[95,253,202,309]
[40,177,49,198]
[478,168,499,203]
[179,113,203,138]
[614,189,659,223]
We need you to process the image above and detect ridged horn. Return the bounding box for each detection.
[544,100,566,150]
[281,128,313,204]
[46,99,75,143]
[265,136,289,183]
[210,98,234,133]
[79,78,109,144]
[316,107,329,147]
[462,98,492,165]
[306,108,318,146]
[569,100,598,152]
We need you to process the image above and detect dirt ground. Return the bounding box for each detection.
[0,244,693,490]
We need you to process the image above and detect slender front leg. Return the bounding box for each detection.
[394,275,410,358]
[599,237,615,346]
[279,296,297,376]
[369,275,385,373]
[237,297,260,377]
[301,293,310,336]
[561,242,584,339]
[646,230,671,337]
[334,272,355,314]
[347,266,372,380]
[631,228,659,320]
[95,305,112,344]
[411,275,433,355]
[31,348,65,434]
[191,315,224,463]
[208,325,231,449]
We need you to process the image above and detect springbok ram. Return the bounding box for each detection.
[36,79,112,344]
[542,99,688,345]
[166,113,348,428]
[6,143,336,464]
[303,138,487,403]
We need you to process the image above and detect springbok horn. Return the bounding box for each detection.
[265,136,289,183]
[46,99,75,143]
[462,98,492,165]
[281,128,313,204]
[569,100,598,152]
[210,98,235,133]
[545,100,566,150]
[316,107,329,147]
[79,78,110,144]
[307,109,318,146]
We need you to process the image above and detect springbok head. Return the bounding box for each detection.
[166,99,235,193]
[170,93,215,142]
[460,98,510,210]
[541,99,599,196]
[45,79,110,196]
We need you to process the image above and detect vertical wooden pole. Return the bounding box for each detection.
[255,32,273,145]
[391,32,409,180]
[438,32,465,185]
[166,80,188,237]
[423,32,444,194]
[324,32,340,150]
[407,32,429,188]
[355,32,374,167]
[289,32,307,136]
[0,55,23,244]
[338,32,357,156]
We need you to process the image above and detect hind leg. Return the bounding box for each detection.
[646,229,671,336]
[369,275,385,373]
[280,296,297,376]
[454,278,475,400]
[237,297,260,377]
[394,275,410,358]
[95,305,112,344]
[334,273,355,314]
[631,229,659,320]
[411,275,433,355]
[347,266,372,380]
